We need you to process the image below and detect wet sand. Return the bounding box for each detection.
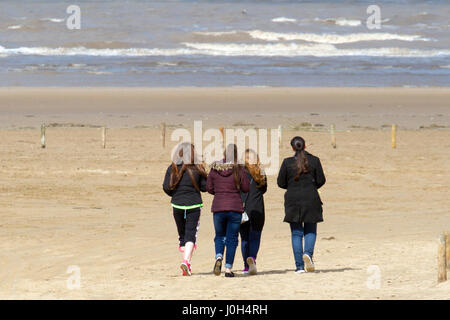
[0,87,449,130]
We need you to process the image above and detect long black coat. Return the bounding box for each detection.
[277,152,326,223]
[240,170,267,231]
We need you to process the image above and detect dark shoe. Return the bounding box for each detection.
[213,257,222,276]
[225,271,235,278]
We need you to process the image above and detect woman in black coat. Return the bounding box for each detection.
[240,149,267,275]
[277,136,326,273]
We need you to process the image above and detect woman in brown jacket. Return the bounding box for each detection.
[206,144,250,278]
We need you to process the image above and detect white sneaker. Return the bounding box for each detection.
[213,257,222,276]
[302,254,315,272]
[247,257,257,275]
[295,269,306,274]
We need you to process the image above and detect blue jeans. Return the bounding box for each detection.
[289,222,317,271]
[213,211,242,269]
[240,223,262,268]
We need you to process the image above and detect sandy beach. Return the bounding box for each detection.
[0,87,449,299]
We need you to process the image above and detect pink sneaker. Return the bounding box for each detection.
[180,260,192,276]
[242,267,249,274]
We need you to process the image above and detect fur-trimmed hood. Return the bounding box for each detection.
[210,161,235,177]
[206,160,251,213]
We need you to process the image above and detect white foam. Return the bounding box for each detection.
[87,71,113,75]
[247,30,431,44]
[0,46,202,57]
[195,30,431,44]
[312,17,361,27]
[157,62,179,66]
[0,43,448,58]
[272,17,297,23]
[182,42,334,56]
[68,63,87,68]
[182,42,449,57]
[7,25,22,30]
[194,31,238,36]
[41,18,65,23]
[334,18,362,27]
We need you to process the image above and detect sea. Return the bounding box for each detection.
[0,0,449,86]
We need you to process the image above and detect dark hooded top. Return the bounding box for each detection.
[162,164,207,206]
[206,161,250,213]
[277,152,326,223]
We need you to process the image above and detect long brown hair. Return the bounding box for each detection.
[169,142,207,191]
[290,136,309,181]
[224,143,241,191]
[243,148,266,187]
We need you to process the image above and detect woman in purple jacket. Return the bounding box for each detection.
[207,144,250,277]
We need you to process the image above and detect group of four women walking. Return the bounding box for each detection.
[162,136,326,277]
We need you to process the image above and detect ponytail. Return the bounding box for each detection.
[290,136,309,181]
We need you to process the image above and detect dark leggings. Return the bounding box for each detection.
[240,222,262,268]
[173,207,201,246]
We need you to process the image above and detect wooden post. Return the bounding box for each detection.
[219,126,224,149]
[161,122,166,148]
[446,232,450,271]
[330,124,336,149]
[278,125,282,147]
[392,124,397,149]
[101,126,106,149]
[40,124,46,148]
[438,233,447,283]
